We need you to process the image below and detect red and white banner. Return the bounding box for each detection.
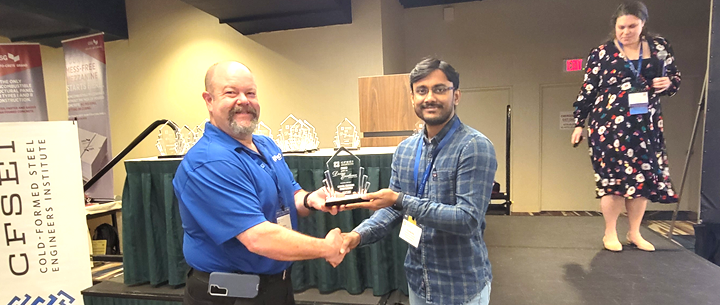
[0,43,48,122]
[63,34,113,200]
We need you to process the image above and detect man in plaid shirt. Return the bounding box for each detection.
[342,57,497,305]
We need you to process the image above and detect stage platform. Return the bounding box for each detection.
[83,215,720,305]
[485,216,720,305]
[82,275,386,305]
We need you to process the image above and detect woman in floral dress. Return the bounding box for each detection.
[571,1,681,252]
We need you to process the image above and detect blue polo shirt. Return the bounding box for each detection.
[173,122,301,274]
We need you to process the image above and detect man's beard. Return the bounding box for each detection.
[415,102,453,126]
[228,105,258,136]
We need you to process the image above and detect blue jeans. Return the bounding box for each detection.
[408,282,491,305]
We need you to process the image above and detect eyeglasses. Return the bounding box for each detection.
[413,85,455,97]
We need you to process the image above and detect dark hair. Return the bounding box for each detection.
[608,1,651,39]
[409,57,459,91]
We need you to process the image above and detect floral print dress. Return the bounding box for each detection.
[573,36,681,203]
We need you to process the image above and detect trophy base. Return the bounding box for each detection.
[158,154,184,159]
[325,194,367,206]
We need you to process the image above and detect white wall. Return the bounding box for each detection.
[381,0,406,75]
[402,0,710,212]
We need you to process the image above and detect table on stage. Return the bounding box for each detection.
[120,147,408,295]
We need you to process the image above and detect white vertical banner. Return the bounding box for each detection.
[0,43,48,122]
[0,121,92,305]
[63,34,113,200]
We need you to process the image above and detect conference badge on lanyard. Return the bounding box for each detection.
[628,91,649,115]
[399,216,421,248]
[619,40,648,115]
[276,207,292,230]
[402,119,461,247]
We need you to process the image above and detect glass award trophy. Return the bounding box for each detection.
[194,120,206,140]
[179,125,197,154]
[254,121,272,138]
[414,120,425,135]
[274,129,286,152]
[156,120,184,157]
[333,118,360,150]
[277,114,304,152]
[324,147,371,206]
[304,120,320,151]
[293,120,311,152]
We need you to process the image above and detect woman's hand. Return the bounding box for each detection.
[571,127,583,145]
[652,77,671,93]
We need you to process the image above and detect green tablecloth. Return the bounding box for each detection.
[121,149,408,295]
[122,158,185,287]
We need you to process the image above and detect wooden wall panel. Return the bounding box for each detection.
[358,74,416,133]
[359,74,417,147]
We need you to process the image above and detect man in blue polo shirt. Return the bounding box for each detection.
[173,61,344,305]
[341,58,498,305]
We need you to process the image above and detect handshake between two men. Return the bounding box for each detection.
[307,188,402,267]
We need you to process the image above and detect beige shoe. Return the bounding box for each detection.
[626,233,655,252]
[603,236,623,252]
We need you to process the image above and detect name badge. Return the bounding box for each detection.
[276,208,292,230]
[629,91,649,115]
[399,216,422,248]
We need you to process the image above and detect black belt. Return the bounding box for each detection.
[189,268,289,282]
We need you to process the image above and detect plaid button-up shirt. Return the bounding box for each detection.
[354,115,497,305]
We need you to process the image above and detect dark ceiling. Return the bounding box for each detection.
[398,0,479,9]
[0,0,128,48]
[0,0,480,48]
[180,0,354,36]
